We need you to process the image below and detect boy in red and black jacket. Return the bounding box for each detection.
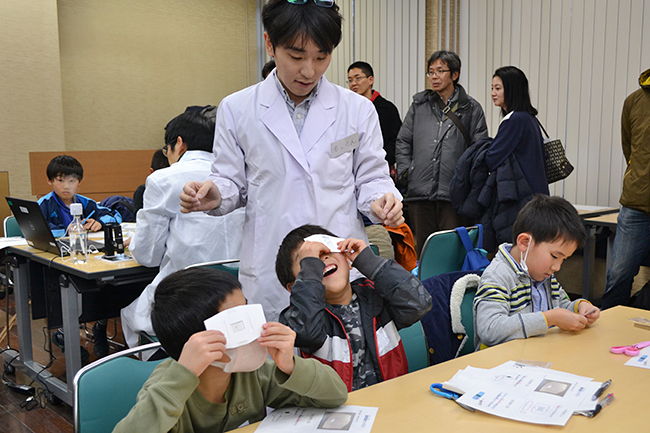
[276,224,431,391]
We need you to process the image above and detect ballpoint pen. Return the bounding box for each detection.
[81,210,96,226]
[592,379,611,400]
[590,393,614,417]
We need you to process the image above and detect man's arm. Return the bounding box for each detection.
[621,98,632,163]
[130,180,171,267]
[352,100,403,226]
[395,103,415,182]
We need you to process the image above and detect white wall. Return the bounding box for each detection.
[460,0,650,206]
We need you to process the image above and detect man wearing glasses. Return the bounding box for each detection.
[395,50,488,257]
[347,61,402,170]
[180,0,402,323]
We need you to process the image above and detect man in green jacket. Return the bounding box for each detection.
[113,267,347,433]
[602,68,650,309]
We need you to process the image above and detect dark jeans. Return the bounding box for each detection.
[409,200,467,258]
[602,206,650,309]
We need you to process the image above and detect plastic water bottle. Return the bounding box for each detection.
[68,203,88,264]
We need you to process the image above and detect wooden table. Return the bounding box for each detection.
[2,245,157,405]
[239,306,650,432]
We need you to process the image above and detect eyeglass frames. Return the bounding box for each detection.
[427,69,451,78]
[287,0,334,7]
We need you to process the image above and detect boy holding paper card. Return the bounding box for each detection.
[473,195,600,349]
[276,224,432,391]
[113,267,347,433]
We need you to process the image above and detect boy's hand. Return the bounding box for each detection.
[338,238,368,263]
[578,302,601,325]
[83,218,102,232]
[178,330,229,377]
[258,322,296,376]
[370,193,404,227]
[543,309,588,331]
[180,180,222,213]
[298,241,330,261]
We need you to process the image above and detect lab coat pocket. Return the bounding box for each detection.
[326,151,354,184]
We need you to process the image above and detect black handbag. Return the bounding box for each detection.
[537,120,574,184]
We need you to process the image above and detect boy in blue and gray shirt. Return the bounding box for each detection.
[38,155,121,237]
[474,195,600,349]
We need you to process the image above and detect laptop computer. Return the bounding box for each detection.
[6,196,103,255]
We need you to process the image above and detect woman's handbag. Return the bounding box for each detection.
[537,120,574,184]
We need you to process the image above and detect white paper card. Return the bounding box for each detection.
[331,133,359,158]
[304,234,345,253]
[256,405,377,433]
[204,304,266,349]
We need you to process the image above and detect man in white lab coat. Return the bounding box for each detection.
[122,108,245,351]
[180,0,402,321]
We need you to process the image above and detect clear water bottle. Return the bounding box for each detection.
[68,203,88,264]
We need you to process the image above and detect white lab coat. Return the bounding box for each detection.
[121,151,245,348]
[207,74,400,321]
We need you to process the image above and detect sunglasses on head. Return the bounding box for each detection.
[287,0,334,7]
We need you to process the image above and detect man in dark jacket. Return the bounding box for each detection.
[347,61,402,169]
[395,51,488,257]
[602,68,650,309]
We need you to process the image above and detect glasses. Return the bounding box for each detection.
[287,0,334,7]
[347,75,367,85]
[427,69,451,77]
[161,143,171,156]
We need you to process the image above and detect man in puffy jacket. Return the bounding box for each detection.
[395,50,488,257]
[602,68,650,309]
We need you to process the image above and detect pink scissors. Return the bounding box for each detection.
[610,341,650,356]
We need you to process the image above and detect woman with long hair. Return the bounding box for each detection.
[487,66,549,195]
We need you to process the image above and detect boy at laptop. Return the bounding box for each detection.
[38,155,121,237]
[276,224,431,391]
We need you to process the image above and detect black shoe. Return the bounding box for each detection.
[51,328,91,363]
[92,322,109,358]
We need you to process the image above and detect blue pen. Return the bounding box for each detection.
[81,210,96,226]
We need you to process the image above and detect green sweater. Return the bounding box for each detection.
[112,356,347,433]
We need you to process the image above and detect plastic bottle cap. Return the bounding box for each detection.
[70,203,83,216]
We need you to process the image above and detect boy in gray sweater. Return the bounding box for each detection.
[474,195,600,349]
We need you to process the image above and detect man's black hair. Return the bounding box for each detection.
[46,155,83,181]
[512,195,586,248]
[275,224,337,289]
[347,61,374,79]
[151,267,241,361]
[262,59,276,79]
[262,0,342,53]
[151,148,169,171]
[164,110,215,153]
[427,50,461,84]
[493,66,538,117]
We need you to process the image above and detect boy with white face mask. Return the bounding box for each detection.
[473,195,600,349]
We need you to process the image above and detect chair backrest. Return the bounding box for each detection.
[397,321,429,372]
[458,284,478,357]
[3,216,22,237]
[186,258,240,278]
[418,226,480,280]
[73,342,165,433]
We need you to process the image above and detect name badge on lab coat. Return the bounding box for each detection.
[331,133,359,158]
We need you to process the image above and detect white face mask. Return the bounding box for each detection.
[203,304,268,373]
[520,235,532,274]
